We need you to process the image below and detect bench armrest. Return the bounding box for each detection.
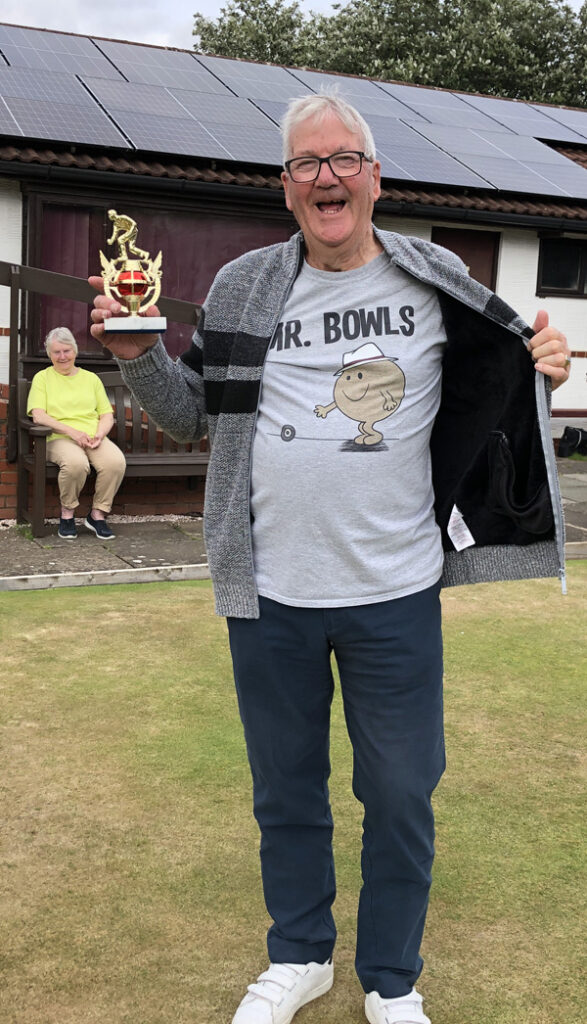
[19,418,52,437]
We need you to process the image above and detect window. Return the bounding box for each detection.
[537,237,587,298]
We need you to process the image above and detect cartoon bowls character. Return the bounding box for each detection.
[314,342,406,446]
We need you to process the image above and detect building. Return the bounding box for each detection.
[1,22,586,519]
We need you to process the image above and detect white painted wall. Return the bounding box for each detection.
[0,179,23,386]
[376,212,586,413]
[495,228,586,414]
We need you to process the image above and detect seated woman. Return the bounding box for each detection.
[27,326,126,540]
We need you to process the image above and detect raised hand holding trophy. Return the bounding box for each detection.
[99,210,167,334]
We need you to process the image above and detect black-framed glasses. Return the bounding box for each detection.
[284,150,373,183]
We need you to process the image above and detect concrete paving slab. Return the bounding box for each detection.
[105,521,207,569]
[0,527,69,578]
[30,529,132,572]
[559,475,587,502]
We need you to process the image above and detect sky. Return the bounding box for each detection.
[1,0,584,52]
[1,0,338,51]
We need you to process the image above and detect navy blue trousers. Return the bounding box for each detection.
[226,583,445,998]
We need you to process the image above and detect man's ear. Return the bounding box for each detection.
[282,170,293,212]
[372,160,382,202]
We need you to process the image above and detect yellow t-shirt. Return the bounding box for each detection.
[27,366,113,442]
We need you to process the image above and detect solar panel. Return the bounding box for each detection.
[82,72,286,163]
[119,113,233,159]
[249,99,289,127]
[0,66,97,105]
[121,64,230,91]
[456,93,584,141]
[0,97,20,135]
[414,126,568,163]
[526,162,587,199]
[5,95,128,147]
[287,67,384,100]
[196,54,311,102]
[484,132,574,164]
[378,82,513,132]
[82,77,188,118]
[207,124,283,163]
[0,25,119,78]
[94,39,232,93]
[528,104,587,143]
[96,39,196,67]
[467,156,572,195]
[0,25,88,51]
[411,126,587,196]
[170,90,271,129]
[376,153,417,179]
[412,125,505,156]
[352,92,428,121]
[367,116,491,188]
[385,146,491,188]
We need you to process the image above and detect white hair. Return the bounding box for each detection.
[281,91,377,165]
[45,327,78,356]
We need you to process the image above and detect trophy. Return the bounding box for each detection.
[99,210,167,333]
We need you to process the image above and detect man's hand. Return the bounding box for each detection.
[527,310,571,391]
[88,276,160,361]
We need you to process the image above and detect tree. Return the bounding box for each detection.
[193,0,310,66]
[192,0,587,107]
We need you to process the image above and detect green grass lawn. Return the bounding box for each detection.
[1,567,585,1024]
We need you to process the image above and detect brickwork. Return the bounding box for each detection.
[0,383,17,518]
[0,385,206,520]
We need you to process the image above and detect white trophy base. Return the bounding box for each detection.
[104,315,167,334]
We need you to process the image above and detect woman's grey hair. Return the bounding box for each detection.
[45,327,78,356]
[281,92,377,165]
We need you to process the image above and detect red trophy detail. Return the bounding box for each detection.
[99,210,166,334]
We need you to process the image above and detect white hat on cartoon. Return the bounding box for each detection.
[334,342,394,375]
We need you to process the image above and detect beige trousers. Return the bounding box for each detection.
[47,437,126,513]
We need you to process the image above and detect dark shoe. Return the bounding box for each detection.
[84,513,115,540]
[58,517,77,540]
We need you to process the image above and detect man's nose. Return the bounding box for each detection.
[315,158,338,185]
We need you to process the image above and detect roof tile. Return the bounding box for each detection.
[2,142,587,221]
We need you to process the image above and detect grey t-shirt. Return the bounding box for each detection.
[250,252,448,607]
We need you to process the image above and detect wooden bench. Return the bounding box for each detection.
[17,371,209,537]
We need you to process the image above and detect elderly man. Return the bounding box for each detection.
[90,94,570,1024]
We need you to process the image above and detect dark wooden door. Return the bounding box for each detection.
[431,227,500,290]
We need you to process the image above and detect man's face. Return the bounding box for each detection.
[281,112,381,270]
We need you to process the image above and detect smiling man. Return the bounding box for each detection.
[90,93,571,1024]
[281,109,382,269]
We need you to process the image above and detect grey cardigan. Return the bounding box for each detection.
[119,228,565,618]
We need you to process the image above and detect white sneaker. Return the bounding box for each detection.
[365,988,431,1024]
[232,959,333,1024]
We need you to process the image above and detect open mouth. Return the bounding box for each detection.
[316,200,346,214]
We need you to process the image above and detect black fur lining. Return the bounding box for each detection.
[431,292,554,551]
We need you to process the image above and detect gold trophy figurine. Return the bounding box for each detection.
[99,210,167,334]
